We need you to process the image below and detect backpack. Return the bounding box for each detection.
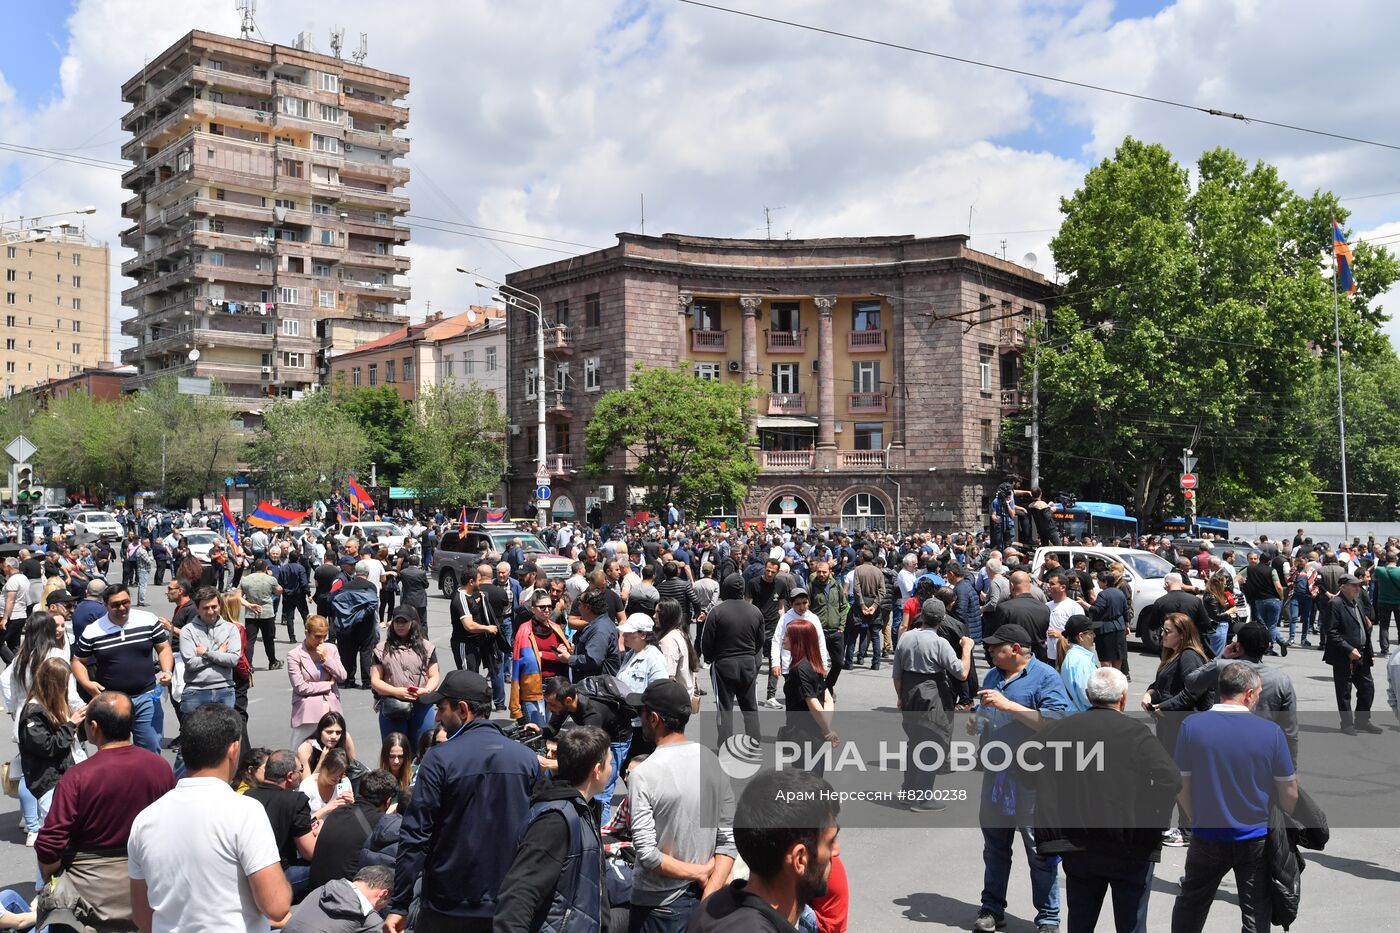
[578,674,632,712]
[329,584,378,634]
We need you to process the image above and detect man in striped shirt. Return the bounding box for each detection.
[71,584,173,754]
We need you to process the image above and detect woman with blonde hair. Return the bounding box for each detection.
[287,614,346,748]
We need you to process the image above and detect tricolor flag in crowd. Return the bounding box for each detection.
[347,474,375,512]
[220,495,242,554]
[1333,217,1357,296]
[247,501,312,529]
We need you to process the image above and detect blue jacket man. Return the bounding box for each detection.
[949,566,984,644]
[389,671,541,932]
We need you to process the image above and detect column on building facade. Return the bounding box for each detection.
[739,295,762,386]
[814,297,837,466]
[888,291,906,468]
[678,290,693,358]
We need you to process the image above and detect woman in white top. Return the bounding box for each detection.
[654,598,699,698]
[616,614,669,697]
[299,746,354,821]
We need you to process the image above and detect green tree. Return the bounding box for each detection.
[249,392,370,504]
[403,381,506,505]
[28,392,141,497]
[0,397,34,472]
[1025,138,1398,523]
[330,379,414,484]
[585,365,758,516]
[129,377,247,508]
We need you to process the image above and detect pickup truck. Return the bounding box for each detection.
[434,525,572,595]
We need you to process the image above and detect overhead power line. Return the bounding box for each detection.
[672,0,1400,153]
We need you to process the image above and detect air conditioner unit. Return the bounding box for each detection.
[344,85,355,94]
[343,144,354,152]
[811,359,820,373]
[598,485,615,502]
[727,360,741,373]
[260,366,273,375]
[509,424,522,436]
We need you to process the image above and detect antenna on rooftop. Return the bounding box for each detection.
[330,27,345,59]
[235,0,257,40]
[352,34,369,64]
[294,31,315,52]
[763,205,784,239]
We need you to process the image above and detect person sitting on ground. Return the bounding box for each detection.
[300,748,355,821]
[283,864,394,933]
[308,769,398,891]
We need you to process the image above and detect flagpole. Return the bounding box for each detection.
[1331,237,1351,544]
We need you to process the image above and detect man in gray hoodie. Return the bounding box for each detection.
[283,864,392,933]
[177,586,241,714]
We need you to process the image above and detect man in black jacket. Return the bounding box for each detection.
[494,726,613,933]
[387,671,541,933]
[1146,575,1213,653]
[1031,667,1181,933]
[396,556,430,638]
[701,573,765,744]
[990,571,1052,662]
[1325,575,1382,735]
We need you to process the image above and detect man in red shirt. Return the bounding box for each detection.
[35,691,176,929]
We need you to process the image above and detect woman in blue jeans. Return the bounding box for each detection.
[370,608,440,743]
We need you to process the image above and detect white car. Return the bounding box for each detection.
[72,510,124,541]
[183,529,228,563]
[335,522,408,551]
[1030,546,1175,651]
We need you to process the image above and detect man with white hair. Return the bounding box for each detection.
[1150,573,1213,651]
[896,553,920,603]
[1030,666,1182,933]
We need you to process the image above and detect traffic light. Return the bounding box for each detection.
[12,464,40,504]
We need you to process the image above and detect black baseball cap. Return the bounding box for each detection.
[338,554,357,566]
[45,588,77,607]
[627,679,692,719]
[1064,615,1101,639]
[418,670,493,706]
[983,624,1032,647]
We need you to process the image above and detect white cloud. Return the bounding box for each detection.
[3,0,1400,357]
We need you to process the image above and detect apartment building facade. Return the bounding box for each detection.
[2,226,112,397]
[118,30,410,424]
[504,233,1054,531]
[326,306,505,403]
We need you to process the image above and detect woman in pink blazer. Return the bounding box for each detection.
[286,614,347,747]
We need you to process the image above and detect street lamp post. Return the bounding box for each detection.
[458,269,547,523]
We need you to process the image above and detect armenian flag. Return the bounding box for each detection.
[1334,217,1357,295]
[458,504,469,528]
[347,474,375,511]
[220,495,242,553]
[247,500,313,529]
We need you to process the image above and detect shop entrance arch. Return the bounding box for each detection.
[765,492,812,530]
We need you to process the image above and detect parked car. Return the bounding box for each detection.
[72,510,124,542]
[183,529,228,563]
[1031,546,1176,652]
[434,523,571,595]
[335,521,408,552]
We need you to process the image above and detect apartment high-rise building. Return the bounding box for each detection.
[504,233,1054,531]
[2,225,112,398]
[118,30,410,423]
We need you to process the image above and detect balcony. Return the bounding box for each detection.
[847,329,886,352]
[547,453,578,475]
[766,329,806,353]
[542,325,573,358]
[1000,388,1031,411]
[767,392,807,415]
[999,325,1025,350]
[690,329,728,353]
[545,389,574,418]
[839,450,888,469]
[762,450,814,470]
[847,391,887,414]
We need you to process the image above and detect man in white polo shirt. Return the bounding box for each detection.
[129,704,290,932]
[766,588,830,708]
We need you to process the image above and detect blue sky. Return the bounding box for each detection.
[0,1,74,107]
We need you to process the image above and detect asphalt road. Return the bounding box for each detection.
[0,584,1395,930]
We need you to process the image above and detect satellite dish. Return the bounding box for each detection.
[1021,252,1039,271]
[188,349,201,362]
[465,309,479,324]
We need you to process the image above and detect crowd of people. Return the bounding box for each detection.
[0,504,1394,931]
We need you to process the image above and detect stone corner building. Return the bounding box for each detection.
[504,233,1053,533]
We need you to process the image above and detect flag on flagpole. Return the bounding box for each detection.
[1333,217,1357,295]
[458,504,468,528]
[220,495,242,554]
[347,474,374,510]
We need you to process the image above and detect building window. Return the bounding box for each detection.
[4,247,13,259]
[279,158,304,178]
[4,362,12,374]
[280,287,299,305]
[313,264,332,278]
[693,298,721,331]
[374,212,388,224]
[485,346,497,371]
[979,345,993,394]
[770,301,801,332]
[71,299,80,311]
[5,270,14,281]
[71,275,80,288]
[385,360,396,383]
[853,422,884,450]
[4,340,12,350]
[525,367,538,400]
[71,343,80,355]
[585,356,600,391]
[313,134,341,153]
[351,367,361,385]
[4,294,13,306]
[981,419,995,454]
[280,96,310,118]
[554,362,570,392]
[771,363,799,394]
[320,229,335,245]
[554,299,569,328]
[313,202,332,215]
[463,350,475,375]
[283,352,305,368]
[311,164,339,185]
[841,493,887,531]
[852,361,881,393]
[318,290,335,308]
[4,315,12,326]
[368,363,378,386]
[319,72,340,93]
[403,356,413,382]
[695,363,720,381]
[319,103,342,123]
[852,300,880,331]
[275,198,297,211]
[553,423,571,455]
[585,293,601,327]
[72,253,80,267]
[282,319,300,336]
[72,321,80,332]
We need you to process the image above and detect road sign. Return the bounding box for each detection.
[4,436,35,463]
[1179,454,1198,474]
[535,486,552,501]
[1183,489,1196,501]
[225,477,235,487]
[1180,473,1198,490]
